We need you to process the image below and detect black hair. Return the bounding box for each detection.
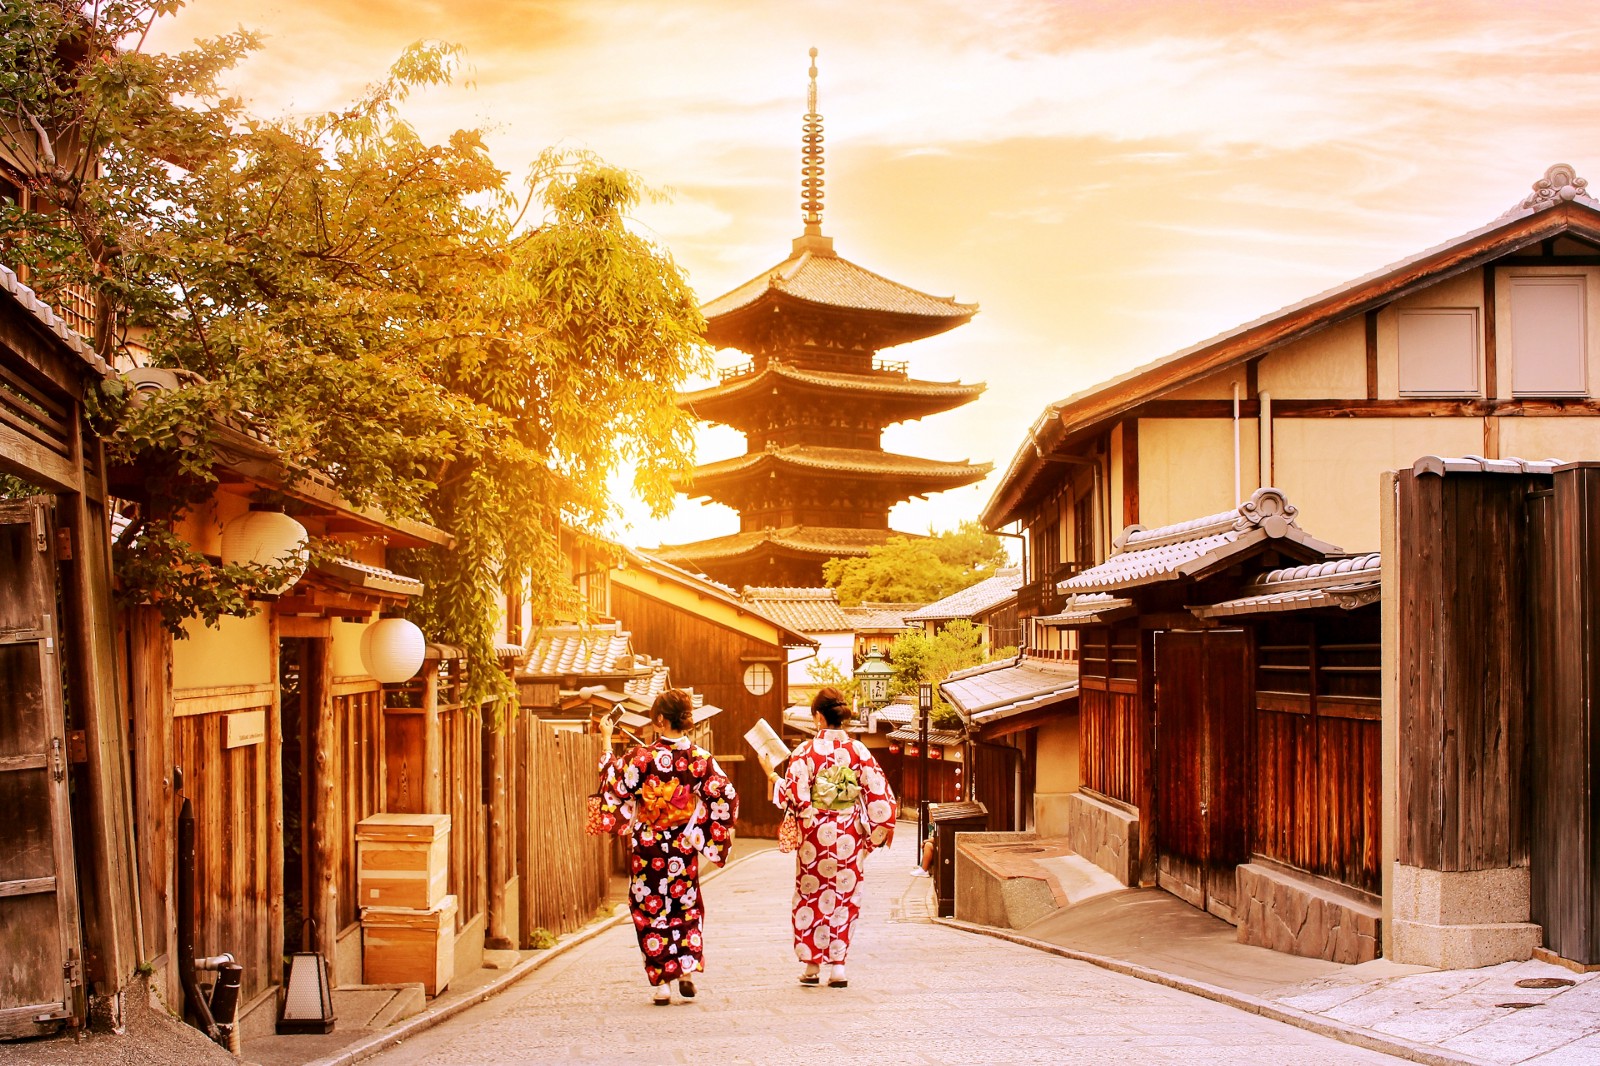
[811,686,850,728]
[653,688,695,732]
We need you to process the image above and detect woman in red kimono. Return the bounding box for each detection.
[593,689,738,1004]
[766,687,896,988]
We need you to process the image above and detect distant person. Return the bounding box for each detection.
[591,689,738,1004]
[763,687,896,988]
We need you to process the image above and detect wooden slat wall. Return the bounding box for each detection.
[1529,467,1600,963]
[969,742,1020,831]
[609,583,789,836]
[885,751,961,812]
[513,716,608,944]
[1255,709,1381,894]
[439,701,485,930]
[1397,470,1531,871]
[1079,687,1144,806]
[333,688,383,932]
[171,708,273,1000]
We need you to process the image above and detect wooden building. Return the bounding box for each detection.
[657,52,988,587]
[904,567,1025,651]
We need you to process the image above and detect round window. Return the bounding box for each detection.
[743,662,774,697]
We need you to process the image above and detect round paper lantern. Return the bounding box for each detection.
[362,617,426,684]
[219,510,309,595]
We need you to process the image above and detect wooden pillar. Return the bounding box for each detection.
[304,637,338,969]
[65,480,139,994]
[423,664,443,814]
[486,712,513,949]
[129,605,176,1006]
[265,611,284,980]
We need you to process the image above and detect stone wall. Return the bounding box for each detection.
[1235,862,1380,964]
[1062,790,1139,886]
[1388,864,1540,968]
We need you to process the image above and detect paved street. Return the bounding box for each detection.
[371,830,1404,1065]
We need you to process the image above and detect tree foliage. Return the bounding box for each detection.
[0,1,708,703]
[823,522,1011,607]
[889,620,1017,729]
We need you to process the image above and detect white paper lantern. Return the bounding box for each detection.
[219,510,309,595]
[362,617,426,684]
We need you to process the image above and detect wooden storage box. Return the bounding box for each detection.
[355,812,451,911]
[361,894,457,996]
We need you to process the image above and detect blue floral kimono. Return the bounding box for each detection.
[595,736,738,985]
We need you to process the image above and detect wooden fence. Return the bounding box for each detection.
[333,685,384,933]
[514,716,609,944]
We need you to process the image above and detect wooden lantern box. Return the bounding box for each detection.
[362,894,458,996]
[355,813,451,911]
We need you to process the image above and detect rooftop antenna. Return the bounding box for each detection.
[801,46,825,235]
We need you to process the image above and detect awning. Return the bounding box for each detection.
[1190,553,1381,619]
[1032,593,1135,628]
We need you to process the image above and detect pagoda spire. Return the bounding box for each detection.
[800,47,825,236]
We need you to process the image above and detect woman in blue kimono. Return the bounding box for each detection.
[593,689,738,1004]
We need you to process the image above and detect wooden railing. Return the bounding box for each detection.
[718,354,910,382]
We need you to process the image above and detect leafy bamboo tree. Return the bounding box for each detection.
[0,1,708,701]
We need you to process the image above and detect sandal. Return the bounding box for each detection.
[799,964,820,985]
[652,985,672,1005]
[678,978,696,999]
[827,964,848,988]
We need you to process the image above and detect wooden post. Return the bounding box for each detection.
[486,713,512,949]
[265,611,284,980]
[129,605,176,1006]
[423,664,443,814]
[305,638,339,970]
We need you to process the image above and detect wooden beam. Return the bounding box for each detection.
[1365,309,1379,400]
[1121,419,1139,528]
[305,637,338,972]
[278,615,331,639]
[1483,267,1498,401]
[1132,397,1600,419]
[485,718,513,950]
[423,666,443,814]
[266,611,284,976]
[129,606,176,1005]
[0,422,79,492]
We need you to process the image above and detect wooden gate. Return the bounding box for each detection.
[0,498,83,1037]
[1152,629,1251,923]
[970,742,1021,831]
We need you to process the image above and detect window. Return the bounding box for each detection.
[1397,308,1478,395]
[1510,276,1587,396]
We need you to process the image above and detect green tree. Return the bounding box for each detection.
[0,3,707,701]
[889,619,1015,729]
[823,522,1010,607]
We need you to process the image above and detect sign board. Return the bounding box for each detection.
[225,709,267,748]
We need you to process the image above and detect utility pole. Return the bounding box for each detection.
[918,680,932,847]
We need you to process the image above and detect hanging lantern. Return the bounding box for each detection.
[219,510,309,595]
[854,645,894,709]
[362,617,426,684]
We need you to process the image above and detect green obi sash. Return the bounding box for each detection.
[812,764,862,811]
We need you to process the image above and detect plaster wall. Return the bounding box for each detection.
[1256,317,1367,399]
[1033,711,1080,838]
[173,611,272,689]
[1136,418,1259,530]
[1500,418,1600,463]
[1162,376,1239,400]
[1271,417,1484,551]
[332,618,370,679]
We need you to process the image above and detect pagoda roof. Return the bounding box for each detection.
[653,526,904,567]
[679,363,984,425]
[702,241,976,351]
[678,445,991,497]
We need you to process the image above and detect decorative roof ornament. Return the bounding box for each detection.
[801,47,825,232]
[1508,163,1595,215]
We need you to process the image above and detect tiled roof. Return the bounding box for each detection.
[520,623,646,678]
[1061,488,1338,594]
[681,446,990,490]
[312,557,423,597]
[886,725,966,746]
[1412,455,1565,477]
[1032,593,1137,628]
[0,264,108,375]
[842,602,925,631]
[741,587,854,633]
[1190,553,1381,619]
[905,567,1023,622]
[940,657,1079,726]
[623,659,673,703]
[620,549,819,649]
[680,363,983,407]
[653,526,903,564]
[702,248,975,326]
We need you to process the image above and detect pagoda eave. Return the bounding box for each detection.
[678,367,984,426]
[705,292,974,352]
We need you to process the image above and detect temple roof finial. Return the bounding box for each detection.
[801,47,825,234]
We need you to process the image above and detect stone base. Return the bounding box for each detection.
[1062,790,1139,886]
[1388,864,1541,968]
[1234,862,1380,964]
[953,832,1061,930]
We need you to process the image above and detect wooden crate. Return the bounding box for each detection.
[361,894,457,996]
[355,812,450,911]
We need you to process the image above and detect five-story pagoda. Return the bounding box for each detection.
[656,49,991,588]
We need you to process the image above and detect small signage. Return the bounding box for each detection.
[225,709,266,748]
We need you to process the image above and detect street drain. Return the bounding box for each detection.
[1516,977,1575,989]
[1496,1002,1543,1009]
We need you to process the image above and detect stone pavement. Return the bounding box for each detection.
[367,829,1405,1065]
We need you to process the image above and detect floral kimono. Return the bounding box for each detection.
[774,729,896,966]
[594,736,738,985]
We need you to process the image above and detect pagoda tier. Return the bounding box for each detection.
[679,363,985,433]
[652,527,905,590]
[676,446,989,520]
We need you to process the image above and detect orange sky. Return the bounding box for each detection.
[150,0,1600,550]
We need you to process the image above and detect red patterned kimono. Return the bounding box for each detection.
[595,737,738,985]
[775,729,896,966]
